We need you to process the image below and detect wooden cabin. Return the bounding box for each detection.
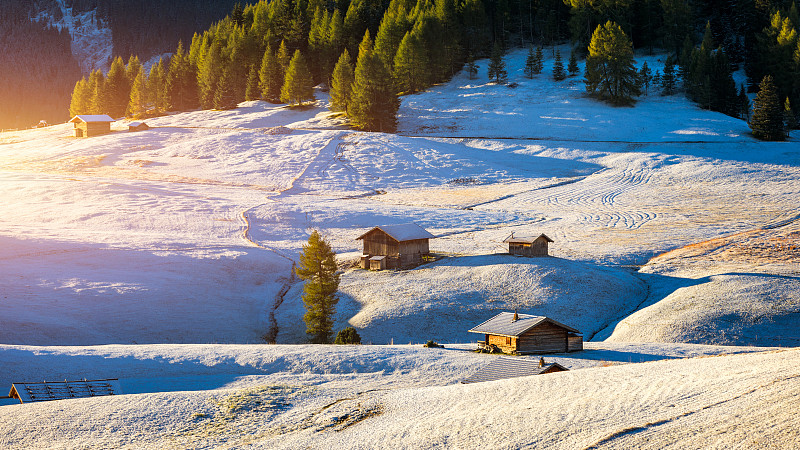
[128,121,149,132]
[462,357,568,384]
[356,223,434,270]
[469,312,583,354]
[504,233,553,257]
[69,115,114,137]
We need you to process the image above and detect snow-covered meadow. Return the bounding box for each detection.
[0,47,798,447]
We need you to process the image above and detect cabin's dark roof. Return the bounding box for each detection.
[503,233,554,244]
[8,379,122,403]
[461,357,567,384]
[468,312,580,336]
[356,223,435,242]
[69,115,114,123]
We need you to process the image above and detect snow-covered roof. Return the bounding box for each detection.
[69,115,114,123]
[369,255,386,261]
[356,223,435,242]
[8,379,122,403]
[468,312,579,337]
[503,234,554,244]
[129,122,143,127]
[461,357,567,384]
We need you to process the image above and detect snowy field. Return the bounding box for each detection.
[1,47,799,446]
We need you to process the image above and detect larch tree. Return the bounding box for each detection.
[127,66,147,118]
[213,68,238,109]
[296,230,340,344]
[105,56,130,117]
[244,64,260,101]
[259,44,283,102]
[329,49,355,113]
[147,58,168,114]
[750,75,785,141]
[281,50,315,106]
[394,30,427,94]
[584,21,640,105]
[69,77,92,116]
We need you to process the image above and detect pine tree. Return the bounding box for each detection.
[750,75,785,141]
[244,65,260,101]
[213,68,238,110]
[166,41,200,111]
[488,42,507,83]
[296,230,340,344]
[259,44,283,102]
[661,56,677,95]
[524,45,536,78]
[638,61,652,95]
[281,50,315,106]
[330,50,355,113]
[105,56,130,117]
[785,97,797,137]
[349,31,399,132]
[552,49,566,81]
[394,31,427,94]
[568,49,580,76]
[198,40,224,109]
[148,58,168,114]
[127,66,147,118]
[584,21,641,105]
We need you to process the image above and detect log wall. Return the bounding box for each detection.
[517,322,568,353]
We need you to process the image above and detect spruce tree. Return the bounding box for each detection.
[69,77,92,116]
[296,230,340,344]
[105,56,130,117]
[568,49,580,76]
[244,65,260,101]
[166,41,200,111]
[259,44,283,102]
[281,50,315,106]
[552,49,566,81]
[738,85,751,120]
[465,54,478,80]
[125,56,143,87]
[88,69,107,115]
[214,68,238,110]
[533,46,544,74]
[127,66,147,118]
[198,41,224,109]
[330,50,355,113]
[584,21,640,105]
[661,56,677,95]
[349,31,399,132]
[394,31,427,93]
[488,42,507,83]
[148,58,168,114]
[785,97,797,137]
[638,61,652,95]
[750,75,785,141]
[277,40,292,76]
[524,45,536,78]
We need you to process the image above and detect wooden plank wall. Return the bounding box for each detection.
[362,230,399,256]
[518,322,568,353]
[488,334,517,353]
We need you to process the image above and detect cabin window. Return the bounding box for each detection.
[506,337,511,345]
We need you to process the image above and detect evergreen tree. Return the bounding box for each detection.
[373,7,408,76]
[738,85,751,121]
[334,327,361,344]
[277,40,292,75]
[533,46,544,74]
[197,40,224,109]
[750,75,785,141]
[488,42,508,83]
[638,61,652,95]
[584,21,640,105]
[785,97,797,137]
[678,34,693,87]
[281,50,315,106]
[148,58,168,114]
[166,41,200,111]
[296,230,340,344]
[214,68,238,109]
[105,56,130,117]
[245,65,260,101]
[259,44,283,102]
[568,48,580,76]
[349,31,399,132]
[394,30,427,93]
[524,45,536,79]
[127,66,147,118]
[69,77,92,116]
[125,56,143,87]
[553,49,566,81]
[661,56,677,95]
[330,50,355,113]
[88,69,107,115]
[465,54,479,80]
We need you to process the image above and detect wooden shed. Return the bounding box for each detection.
[69,115,114,137]
[469,312,583,354]
[4,379,122,404]
[504,233,553,257]
[128,121,149,131]
[356,223,434,270]
[462,357,567,384]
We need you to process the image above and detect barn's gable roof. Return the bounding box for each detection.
[69,115,114,123]
[468,312,579,337]
[503,233,554,244]
[356,223,435,242]
[461,357,567,384]
[8,379,122,403]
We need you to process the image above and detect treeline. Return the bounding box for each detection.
[0,4,81,129]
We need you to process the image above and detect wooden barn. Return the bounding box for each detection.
[128,121,149,132]
[356,223,434,270]
[69,115,114,137]
[462,357,567,384]
[469,312,583,354]
[504,233,553,257]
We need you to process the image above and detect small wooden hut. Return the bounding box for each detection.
[504,233,553,257]
[469,312,583,354]
[128,121,149,132]
[356,223,434,270]
[461,357,568,384]
[69,115,114,137]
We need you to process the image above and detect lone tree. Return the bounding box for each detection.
[552,49,566,81]
[568,49,580,76]
[296,230,340,344]
[749,75,785,141]
[488,42,507,83]
[584,21,640,105]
